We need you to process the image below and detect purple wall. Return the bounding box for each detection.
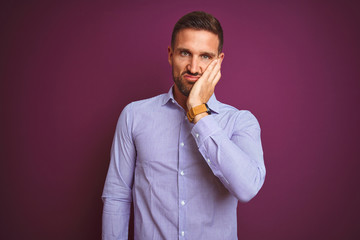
[1,1,359,239]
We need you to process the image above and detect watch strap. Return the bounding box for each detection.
[187,103,210,122]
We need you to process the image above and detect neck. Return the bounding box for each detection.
[173,86,189,111]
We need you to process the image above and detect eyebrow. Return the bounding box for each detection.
[176,48,217,58]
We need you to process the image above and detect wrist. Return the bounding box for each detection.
[187,101,202,112]
[186,103,211,123]
[193,112,209,124]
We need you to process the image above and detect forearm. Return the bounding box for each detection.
[102,166,133,240]
[191,113,266,202]
[102,197,131,240]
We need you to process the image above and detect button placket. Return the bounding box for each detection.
[178,119,187,239]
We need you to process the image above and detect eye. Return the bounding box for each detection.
[180,51,190,56]
[201,55,211,60]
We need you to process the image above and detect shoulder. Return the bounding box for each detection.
[116,93,167,130]
[217,101,256,119]
[121,93,167,114]
[117,93,168,127]
[216,101,260,130]
[127,93,167,111]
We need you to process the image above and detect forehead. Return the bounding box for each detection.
[174,29,219,54]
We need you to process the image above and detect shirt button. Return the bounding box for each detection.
[181,200,185,206]
[171,99,175,103]
[180,142,184,147]
[207,158,210,163]
[181,231,185,236]
[180,170,184,176]
[195,133,199,138]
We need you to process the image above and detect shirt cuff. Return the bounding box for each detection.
[191,115,221,147]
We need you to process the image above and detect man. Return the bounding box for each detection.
[102,11,266,240]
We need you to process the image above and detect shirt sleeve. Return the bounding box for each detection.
[191,111,266,202]
[102,103,136,240]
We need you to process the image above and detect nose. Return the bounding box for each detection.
[187,57,202,74]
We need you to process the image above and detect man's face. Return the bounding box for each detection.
[168,29,223,97]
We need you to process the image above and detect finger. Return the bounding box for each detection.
[206,59,218,71]
[201,59,218,80]
[208,60,221,83]
[212,69,221,86]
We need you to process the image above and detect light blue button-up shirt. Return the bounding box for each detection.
[102,86,266,240]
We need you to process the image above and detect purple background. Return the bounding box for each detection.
[1,1,359,239]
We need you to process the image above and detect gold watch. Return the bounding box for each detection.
[187,103,211,122]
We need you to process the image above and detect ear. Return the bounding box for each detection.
[219,52,225,64]
[168,46,173,66]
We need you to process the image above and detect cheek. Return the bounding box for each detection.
[199,59,211,72]
[173,59,187,73]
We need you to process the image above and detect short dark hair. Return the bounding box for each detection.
[171,11,224,54]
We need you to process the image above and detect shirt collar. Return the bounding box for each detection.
[162,85,220,114]
[161,86,176,106]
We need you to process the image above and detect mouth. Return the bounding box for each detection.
[183,74,200,82]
